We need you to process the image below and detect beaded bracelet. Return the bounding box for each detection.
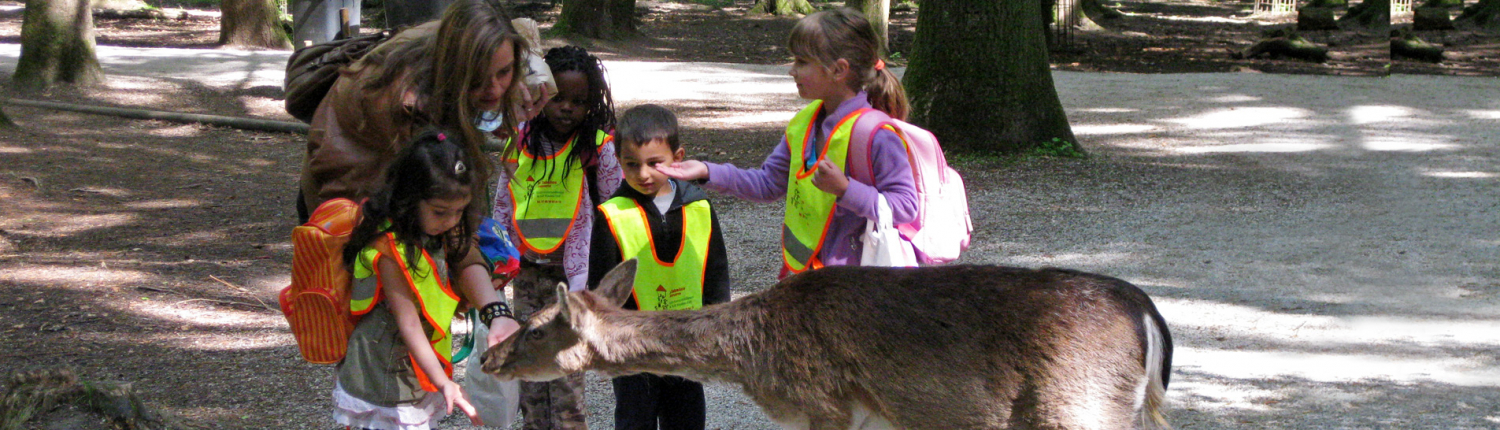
[479,301,514,327]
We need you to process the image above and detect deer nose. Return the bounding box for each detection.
[479,354,489,366]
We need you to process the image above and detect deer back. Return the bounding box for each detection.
[736,265,1172,429]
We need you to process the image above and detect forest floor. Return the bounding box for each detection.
[0,0,1497,429]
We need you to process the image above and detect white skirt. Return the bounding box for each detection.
[332,380,447,430]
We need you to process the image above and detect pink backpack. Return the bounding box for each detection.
[847,109,972,264]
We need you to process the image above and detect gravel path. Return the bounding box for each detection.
[3,45,1497,429]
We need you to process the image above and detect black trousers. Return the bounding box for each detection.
[612,373,706,430]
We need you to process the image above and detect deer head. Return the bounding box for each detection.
[479,259,637,381]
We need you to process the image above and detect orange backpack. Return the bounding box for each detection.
[278,198,362,364]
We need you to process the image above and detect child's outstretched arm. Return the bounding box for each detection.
[378,258,483,425]
[455,264,521,347]
[658,138,794,203]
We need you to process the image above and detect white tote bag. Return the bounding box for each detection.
[463,319,521,427]
[860,195,919,267]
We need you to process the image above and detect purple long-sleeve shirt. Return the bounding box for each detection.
[703,92,918,269]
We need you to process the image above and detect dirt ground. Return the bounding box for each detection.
[0,0,1497,429]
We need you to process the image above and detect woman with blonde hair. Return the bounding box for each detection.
[296,1,550,427]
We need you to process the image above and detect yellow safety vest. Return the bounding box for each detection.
[598,196,712,311]
[781,101,870,274]
[506,130,611,255]
[351,233,462,392]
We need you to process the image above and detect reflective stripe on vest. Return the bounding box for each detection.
[506,130,611,255]
[351,233,462,392]
[781,102,869,274]
[598,197,712,311]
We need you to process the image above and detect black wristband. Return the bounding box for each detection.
[479,301,514,326]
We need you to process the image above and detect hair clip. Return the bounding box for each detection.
[455,160,467,175]
[436,132,447,141]
[875,59,886,71]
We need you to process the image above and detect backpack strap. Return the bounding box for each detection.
[846,109,902,186]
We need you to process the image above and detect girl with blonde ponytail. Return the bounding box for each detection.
[658,7,919,278]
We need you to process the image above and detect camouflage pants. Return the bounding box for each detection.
[513,263,588,430]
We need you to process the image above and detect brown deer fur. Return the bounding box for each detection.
[481,260,1173,430]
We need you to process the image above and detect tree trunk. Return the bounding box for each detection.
[1455,0,1500,30]
[219,0,293,49]
[750,0,815,16]
[383,0,452,29]
[903,0,1077,155]
[846,0,891,54]
[609,0,637,34]
[1338,0,1392,32]
[558,0,607,38]
[13,0,104,90]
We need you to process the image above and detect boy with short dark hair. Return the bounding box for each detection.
[588,104,730,430]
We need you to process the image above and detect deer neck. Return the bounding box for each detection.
[581,304,755,383]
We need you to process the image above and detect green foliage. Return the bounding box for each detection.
[1030,137,1087,159]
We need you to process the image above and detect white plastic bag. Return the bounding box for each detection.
[463,319,520,427]
[860,195,919,267]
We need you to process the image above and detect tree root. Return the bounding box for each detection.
[1,368,177,430]
[1391,28,1446,62]
[1231,29,1331,63]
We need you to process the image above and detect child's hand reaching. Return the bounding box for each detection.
[441,380,483,426]
[812,159,849,197]
[488,316,521,347]
[656,160,709,182]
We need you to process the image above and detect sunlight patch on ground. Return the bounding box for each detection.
[244,272,292,294]
[4,213,137,236]
[1072,123,1158,136]
[152,229,232,246]
[1164,107,1314,129]
[0,264,149,286]
[1169,378,1282,413]
[1003,251,1137,267]
[116,291,286,331]
[1420,170,1496,179]
[1176,347,1500,386]
[124,199,206,209]
[696,110,794,127]
[1139,14,1253,24]
[93,327,292,350]
[1462,109,1500,120]
[607,62,796,106]
[67,186,133,198]
[1348,105,1417,125]
[1359,134,1458,152]
[1073,107,1139,113]
[1175,140,1332,154]
[1208,94,1263,103]
[1158,298,1500,346]
[149,123,209,138]
[0,144,32,154]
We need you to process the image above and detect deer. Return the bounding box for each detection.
[480,260,1174,430]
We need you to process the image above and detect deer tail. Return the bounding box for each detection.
[1139,311,1172,430]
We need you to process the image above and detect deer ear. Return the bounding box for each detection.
[596,259,638,308]
[555,282,577,325]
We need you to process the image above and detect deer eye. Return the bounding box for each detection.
[527,329,544,340]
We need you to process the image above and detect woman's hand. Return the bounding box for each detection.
[488,316,521,347]
[515,82,554,123]
[812,159,849,197]
[440,380,482,426]
[656,160,709,181]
